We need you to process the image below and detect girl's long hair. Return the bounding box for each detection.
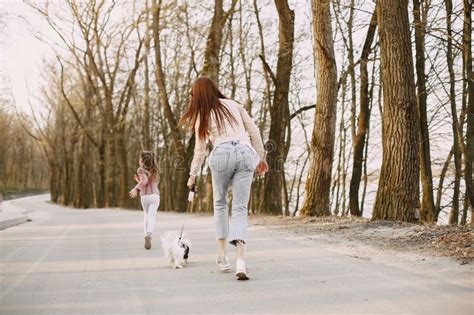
[179,77,237,140]
[140,151,159,182]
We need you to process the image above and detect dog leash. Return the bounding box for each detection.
[178,184,195,260]
[180,184,195,241]
[178,219,186,241]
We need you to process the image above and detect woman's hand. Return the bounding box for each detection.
[255,160,269,176]
[129,188,138,198]
[187,176,196,190]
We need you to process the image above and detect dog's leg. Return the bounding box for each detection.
[172,251,183,269]
[170,254,177,268]
[165,249,175,268]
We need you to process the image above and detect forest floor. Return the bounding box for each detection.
[249,215,473,265]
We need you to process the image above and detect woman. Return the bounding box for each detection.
[180,77,268,280]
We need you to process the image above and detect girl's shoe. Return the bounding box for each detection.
[235,259,249,280]
[144,235,152,250]
[216,256,231,272]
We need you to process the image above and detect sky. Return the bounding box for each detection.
[1,1,57,112]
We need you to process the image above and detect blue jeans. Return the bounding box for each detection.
[209,141,260,245]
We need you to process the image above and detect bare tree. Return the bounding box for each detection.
[413,0,436,222]
[300,0,337,217]
[445,0,462,225]
[372,0,420,221]
[462,0,473,222]
[349,7,377,217]
[260,0,295,215]
[151,0,190,212]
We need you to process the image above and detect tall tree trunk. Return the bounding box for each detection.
[202,0,226,84]
[462,0,474,216]
[151,0,188,212]
[261,0,294,215]
[413,0,435,222]
[117,128,129,207]
[360,51,378,216]
[253,0,272,134]
[143,0,152,150]
[202,0,237,213]
[300,0,337,217]
[372,0,420,221]
[97,135,106,208]
[49,160,60,203]
[349,7,377,216]
[445,0,462,225]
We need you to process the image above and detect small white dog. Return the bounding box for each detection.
[160,231,192,269]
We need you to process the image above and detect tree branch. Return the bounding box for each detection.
[57,57,99,147]
[290,104,316,120]
[258,54,277,86]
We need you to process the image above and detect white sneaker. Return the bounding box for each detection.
[216,256,231,272]
[235,259,249,280]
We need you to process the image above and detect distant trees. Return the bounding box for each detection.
[0,105,48,194]
[24,1,145,208]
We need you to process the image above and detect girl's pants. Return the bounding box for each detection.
[140,194,160,235]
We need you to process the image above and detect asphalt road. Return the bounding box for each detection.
[0,195,472,314]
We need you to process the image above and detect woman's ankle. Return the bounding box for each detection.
[217,238,227,257]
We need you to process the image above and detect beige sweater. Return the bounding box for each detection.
[189,98,265,176]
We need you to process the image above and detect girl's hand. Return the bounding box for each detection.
[129,188,138,198]
[187,176,196,190]
[255,160,269,176]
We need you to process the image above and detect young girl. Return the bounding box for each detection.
[129,151,160,250]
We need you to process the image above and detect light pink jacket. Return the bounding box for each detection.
[189,98,265,176]
[134,167,159,196]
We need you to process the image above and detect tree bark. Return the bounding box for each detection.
[372,0,420,221]
[300,0,337,217]
[349,7,377,217]
[151,0,188,212]
[261,0,295,215]
[445,0,462,225]
[435,147,454,220]
[462,0,474,215]
[413,0,436,222]
[143,0,152,150]
[202,0,230,84]
[202,0,238,83]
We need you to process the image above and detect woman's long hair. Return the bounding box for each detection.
[140,151,159,182]
[179,77,237,140]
